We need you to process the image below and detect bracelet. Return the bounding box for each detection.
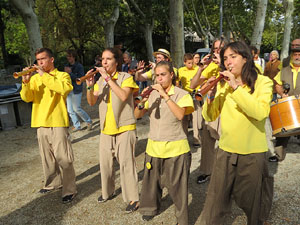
[207,95,215,100]
[87,85,94,91]
[137,103,145,110]
[165,97,171,103]
[105,76,111,82]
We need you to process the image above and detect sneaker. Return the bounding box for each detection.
[70,126,81,133]
[97,193,116,203]
[87,123,93,131]
[125,201,139,213]
[62,194,75,204]
[39,188,53,194]
[197,174,210,184]
[269,155,279,162]
[142,215,154,221]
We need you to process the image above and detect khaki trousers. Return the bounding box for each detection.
[192,100,203,145]
[199,118,220,175]
[37,127,77,197]
[200,149,273,225]
[275,136,290,161]
[139,152,191,225]
[265,118,276,156]
[99,130,139,202]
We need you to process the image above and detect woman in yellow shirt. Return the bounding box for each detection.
[135,61,194,225]
[200,41,273,225]
[85,48,140,213]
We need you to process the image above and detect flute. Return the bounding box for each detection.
[13,67,37,79]
[194,67,232,101]
[134,86,154,104]
[76,68,98,85]
[128,64,152,75]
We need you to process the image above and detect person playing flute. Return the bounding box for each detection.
[135,61,194,225]
[85,47,140,213]
[199,41,273,225]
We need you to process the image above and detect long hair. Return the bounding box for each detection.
[154,61,176,85]
[210,37,228,55]
[220,41,258,94]
[103,47,123,72]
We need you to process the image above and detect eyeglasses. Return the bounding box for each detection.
[291,44,300,47]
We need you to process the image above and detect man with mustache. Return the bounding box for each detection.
[273,46,300,161]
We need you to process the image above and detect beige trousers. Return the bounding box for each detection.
[265,118,276,156]
[99,130,139,202]
[192,100,203,145]
[199,118,220,175]
[37,127,77,197]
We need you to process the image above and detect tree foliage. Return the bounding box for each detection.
[1,0,299,69]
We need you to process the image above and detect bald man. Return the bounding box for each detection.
[282,38,300,68]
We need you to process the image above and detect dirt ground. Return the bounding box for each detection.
[1,95,300,225]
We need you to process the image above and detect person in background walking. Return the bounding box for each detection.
[65,49,92,132]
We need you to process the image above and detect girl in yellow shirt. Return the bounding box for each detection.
[200,41,273,225]
[135,61,194,225]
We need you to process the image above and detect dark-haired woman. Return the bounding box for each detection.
[135,61,194,225]
[199,41,273,225]
[86,48,140,213]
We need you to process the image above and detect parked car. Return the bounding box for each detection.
[195,48,210,59]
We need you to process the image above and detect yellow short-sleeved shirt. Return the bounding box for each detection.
[178,66,199,93]
[274,63,299,89]
[201,62,220,79]
[144,85,194,158]
[94,73,139,135]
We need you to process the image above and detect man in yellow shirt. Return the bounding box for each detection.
[135,48,178,84]
[190,38,225,184]
[178,53,201,147]
[20,48,76,204]
[272,47,300,161]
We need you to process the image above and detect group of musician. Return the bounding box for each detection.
[18,37,300,225]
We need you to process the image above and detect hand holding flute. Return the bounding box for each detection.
[16,65,44,83]
[219,67,241,91]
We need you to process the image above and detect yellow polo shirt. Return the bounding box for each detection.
[94,73,139,135]
[202,74,273,154]
[144,85,194,158]
[178,65,199,93]
[20,69,72,127]
[274,63,300,89]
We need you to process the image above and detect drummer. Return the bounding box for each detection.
[273,47,300,161]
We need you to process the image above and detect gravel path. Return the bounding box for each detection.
[1,100,300,225]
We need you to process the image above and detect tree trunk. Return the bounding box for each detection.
[9,0,43,60]
[142,24,154,62]
[0,9,8,67]
[281,0,294,60]
[169,0,185,68]
[250,0,268,50]
[104,3,120,48]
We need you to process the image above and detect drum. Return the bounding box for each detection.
[269,95,300,137]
